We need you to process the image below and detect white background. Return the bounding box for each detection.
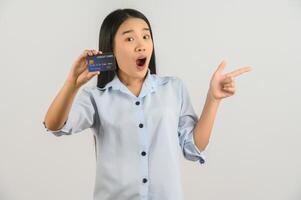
[0,0,300,199]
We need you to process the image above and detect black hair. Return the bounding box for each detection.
[97,8,157,88]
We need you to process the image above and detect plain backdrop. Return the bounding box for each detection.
[0,0,300,199]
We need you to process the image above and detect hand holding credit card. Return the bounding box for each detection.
[86,52,117,72]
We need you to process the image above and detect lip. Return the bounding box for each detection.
[136,62,146,71]
[135,55,148,70]
[135,54,147,60]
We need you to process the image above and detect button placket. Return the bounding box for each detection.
[134,98,149,196]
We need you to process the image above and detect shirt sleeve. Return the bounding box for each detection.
[43,87,97,137]
[177,79,206,165]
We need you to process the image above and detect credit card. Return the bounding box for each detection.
[86,52,116,72]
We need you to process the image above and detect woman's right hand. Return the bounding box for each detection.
[66,49,102,89]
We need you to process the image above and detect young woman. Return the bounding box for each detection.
[43,8,251,200]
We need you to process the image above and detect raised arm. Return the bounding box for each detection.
[43,49,101,131]
[193,60,252,151]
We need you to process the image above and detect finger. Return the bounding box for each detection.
[215,60,227,73]
[223,82,234,88]
[228,66,252,78]
[221,75,234,84]
[92,49,100,55]
[84,50,94,57]
[86,71,100,80]
[79,49,92,59]
[88,50,94,56]
[223,87,235,94]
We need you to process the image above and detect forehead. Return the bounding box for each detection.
[117,18,150,33]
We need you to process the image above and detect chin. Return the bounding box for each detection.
[136,70,147,77]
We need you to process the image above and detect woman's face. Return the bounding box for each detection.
[113,17,153,81]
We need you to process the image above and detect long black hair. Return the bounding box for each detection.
[97,8,157,88]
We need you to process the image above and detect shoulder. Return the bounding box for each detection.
[76,86,105,98]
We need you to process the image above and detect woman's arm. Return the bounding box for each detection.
[43,81,80,131]
[193,60,252,151]
[193,93,220,151]
[43,49,101,131]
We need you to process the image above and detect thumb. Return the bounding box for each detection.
[216,60,227,73]
[86,71,100,81]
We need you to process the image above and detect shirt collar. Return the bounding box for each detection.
[103,68,156,98]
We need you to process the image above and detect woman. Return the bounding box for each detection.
[43,8,251,200]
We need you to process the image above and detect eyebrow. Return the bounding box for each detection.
[122,28,150,35]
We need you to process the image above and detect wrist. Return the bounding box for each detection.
[207,91,221,104]
[64,78,80,92]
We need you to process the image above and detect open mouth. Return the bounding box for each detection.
[136,57,147,67]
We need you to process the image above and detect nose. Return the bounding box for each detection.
[135,40,146,52]
[135,46,146,52]
[136,47,145,52]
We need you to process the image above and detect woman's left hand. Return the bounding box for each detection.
[208,60,252,101]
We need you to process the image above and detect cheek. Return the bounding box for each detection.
[148,42,154,53]
[114,45,131,66]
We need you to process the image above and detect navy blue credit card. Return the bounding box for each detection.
[86,52,116,72]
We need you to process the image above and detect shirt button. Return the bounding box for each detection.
[141,151,146,156]
[142,178,148,183]
[135,101,140,105]
[139,123,144,128]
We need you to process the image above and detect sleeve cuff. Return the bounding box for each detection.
[183,132,206,165]
[191,134,206,164]
[43,121,70,137]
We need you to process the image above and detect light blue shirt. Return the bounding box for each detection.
[43,69,206,200]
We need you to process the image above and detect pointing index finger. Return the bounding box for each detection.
[228,66,252,77]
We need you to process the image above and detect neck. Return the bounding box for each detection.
[117,70,148,97]
[117,71,147,87]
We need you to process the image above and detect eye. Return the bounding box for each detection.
[126,37,134,42]
[143,34,151,40]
